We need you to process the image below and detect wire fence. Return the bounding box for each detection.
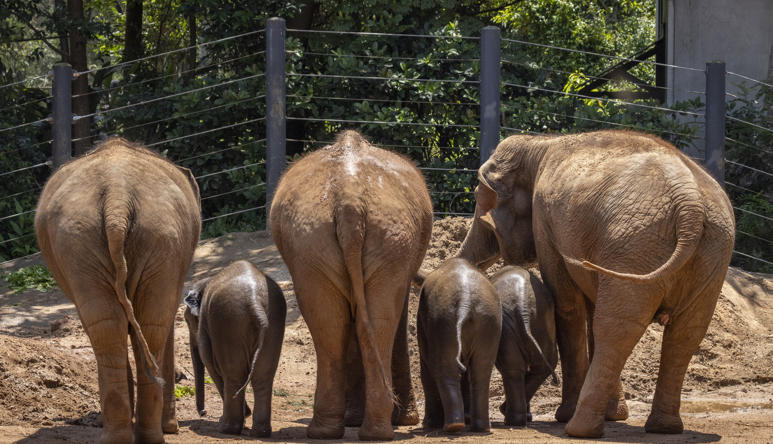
[1,22,771,273]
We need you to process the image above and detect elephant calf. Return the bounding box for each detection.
[183,260,286,437]
[491,265,558,427]
[416,258,502,433]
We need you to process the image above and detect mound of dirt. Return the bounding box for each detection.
[0,331,99,427]
[0,217,771,442]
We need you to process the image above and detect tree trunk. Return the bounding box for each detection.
[68,0,91,156]
[123,0,144,63]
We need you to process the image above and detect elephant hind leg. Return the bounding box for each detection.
[74,283,133,444]
[565,280,659,438]
[293,270,351,440]
[646,279,722,434]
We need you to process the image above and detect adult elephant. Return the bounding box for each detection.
[457,130,735,438]
[270,130,432,440]
[35,138,201,444]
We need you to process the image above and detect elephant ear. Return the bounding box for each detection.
[475,173,502,232]
[183,289,202,317]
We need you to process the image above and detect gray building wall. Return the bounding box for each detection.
[666,0,773,105]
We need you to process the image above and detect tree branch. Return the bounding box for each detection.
[24,22,66,57]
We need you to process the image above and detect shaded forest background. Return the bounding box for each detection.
[1,0,770,271]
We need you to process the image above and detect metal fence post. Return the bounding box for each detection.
[52,63,73,168]
[479,26,501,167]
[705,61,725,186]
[265,17,286,229]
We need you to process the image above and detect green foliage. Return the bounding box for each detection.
[2,0,770,274]
[174,384,195,399]
[2,264,58,293]
[273,388,290,397]
[204,376,214,384]
[724,84,773,273]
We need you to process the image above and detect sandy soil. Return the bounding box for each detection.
[1,217,772,443]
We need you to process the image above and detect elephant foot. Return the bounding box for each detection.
[443,422,465,434]
[134,426,164,444]
[554,402,576,423]
[645,411,683,434]
[250,422,272,437]
[422,416,443,430]
[565,408,604,439]
[344,408,363,427]
[468,418,490,433]
[218,421,244,435]
[503,413,528,427]
[392,404,420,426]
[605,397,629,421]
[359,418,394,441]
[162,417,179,434]
[99,426,133,444]
[307,417,345,439]
[197,409,207,417]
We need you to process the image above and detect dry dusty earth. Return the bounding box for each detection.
[0,217,772,443]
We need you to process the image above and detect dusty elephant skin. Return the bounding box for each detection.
[270,130,433,440]
[457,130,736,438]
[491,265,558,427]
[34,138,201,444]
[416,258,502,434]
[183,260,286,437]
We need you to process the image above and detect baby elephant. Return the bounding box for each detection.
[492,265,558,427]
[184,260,286,437]
[417,258,502,433]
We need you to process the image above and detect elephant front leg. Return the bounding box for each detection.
[391,291,419,426]
[419,356,444,429]
[161,326,178,433]
[553,288,590,422]
[605,377,629,421]
[343,334,365,427]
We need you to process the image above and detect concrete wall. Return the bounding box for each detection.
[666,0,773,105]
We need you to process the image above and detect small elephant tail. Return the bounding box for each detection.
[104,193,163,386]
[454,302,470,373]
[234,303,268,398]
[515,309,559,386]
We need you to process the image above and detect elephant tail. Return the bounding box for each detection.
[454,300,470,373]
[103,193,163,385]
[515,311,558,385]
[580,200,705,283]
[335,202,394,403]
[234,300,269,398]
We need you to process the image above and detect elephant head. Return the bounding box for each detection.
[458,136,546,269]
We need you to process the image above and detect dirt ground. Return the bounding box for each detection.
[1,217,772,443]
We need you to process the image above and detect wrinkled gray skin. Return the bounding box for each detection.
[416,258,502,434]
[491,265,558,427]
[183,260,286,437]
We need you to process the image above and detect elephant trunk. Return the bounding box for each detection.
[457,204,500,271]
[190,340,206,416]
